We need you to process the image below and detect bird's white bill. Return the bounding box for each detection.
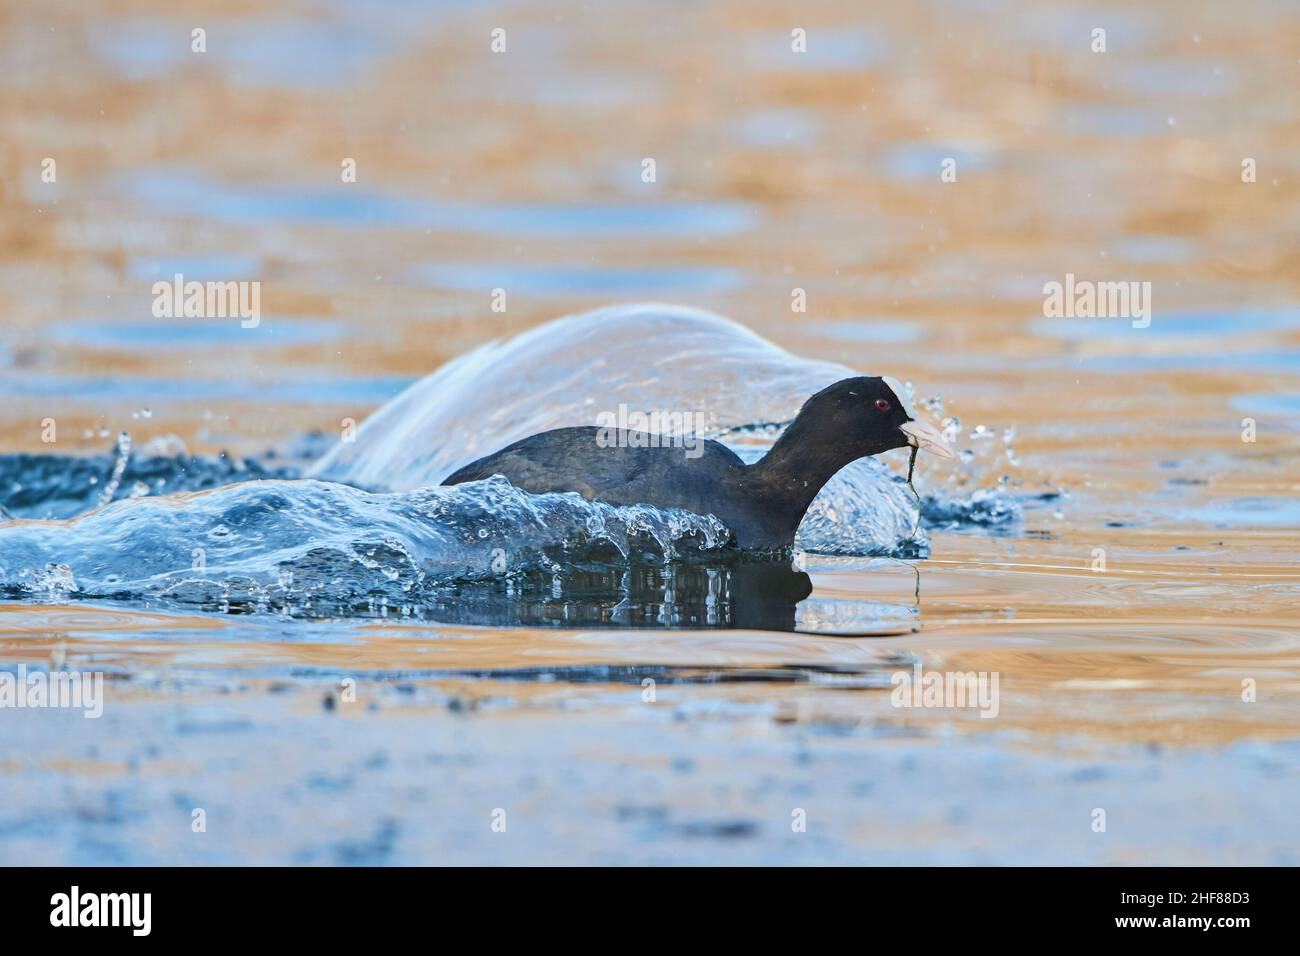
[899,419,955,459]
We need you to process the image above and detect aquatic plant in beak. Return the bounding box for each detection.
[879,377,954,538]
[906,443,921,537]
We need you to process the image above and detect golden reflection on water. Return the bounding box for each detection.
[1,0,1298,755]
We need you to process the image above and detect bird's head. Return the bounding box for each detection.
[801,376,955,461]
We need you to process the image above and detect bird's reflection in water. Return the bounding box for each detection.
[423,556,814,631]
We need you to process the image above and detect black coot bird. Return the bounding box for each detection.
[442,376,953,550]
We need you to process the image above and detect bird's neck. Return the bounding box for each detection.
[745,416,863,534]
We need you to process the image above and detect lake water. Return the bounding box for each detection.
[1,0,1297,864]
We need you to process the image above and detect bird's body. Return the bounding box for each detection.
[442,376,953,550]
[443,427,798,549]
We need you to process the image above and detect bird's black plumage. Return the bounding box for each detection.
[442,376,938,550]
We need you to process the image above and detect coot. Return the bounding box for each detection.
[443,376,952,549]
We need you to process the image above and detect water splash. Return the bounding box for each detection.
[0,441,299,520]
[0,476,732,615]
[96,431,132,506]
[311,303,858,489]
[310,304,1016,553]
[0,305,1022,621]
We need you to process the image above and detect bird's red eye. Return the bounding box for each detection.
[875,399,890,411]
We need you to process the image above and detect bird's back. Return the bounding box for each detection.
[442,426,745,513]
